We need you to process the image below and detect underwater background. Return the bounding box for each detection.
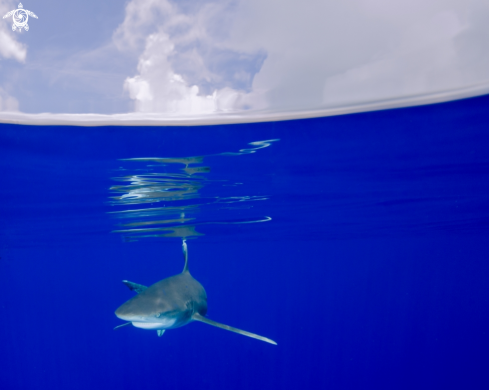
[1,94,489,390]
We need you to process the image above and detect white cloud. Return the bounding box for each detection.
[0,0,26,62]
[114,0,489,116]
[123,31,252,114]
[0,86,19,111]
[116,0,266,114]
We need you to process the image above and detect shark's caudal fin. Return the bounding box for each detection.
[122,280,147,293]
[192,313,277,345]
[182,240,189,273]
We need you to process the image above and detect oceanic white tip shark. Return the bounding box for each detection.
[114,241,277,345]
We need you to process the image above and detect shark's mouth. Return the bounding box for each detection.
[132,322,173,329]
[131,319,177,330]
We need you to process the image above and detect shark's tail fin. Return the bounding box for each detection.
[192,313,277,345]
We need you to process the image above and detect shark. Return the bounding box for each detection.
[114,241,277,345]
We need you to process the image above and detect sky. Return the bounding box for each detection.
[0,0,489,124]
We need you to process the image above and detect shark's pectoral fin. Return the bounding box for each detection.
[122,280,147,293]
[114,322,132,330]
[157,330,166,337]
[192,313,277,345]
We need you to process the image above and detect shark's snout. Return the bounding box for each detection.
[115,309,131,321]
[115,309,132,321]
[115,300,168,323]
[115,302,142,322]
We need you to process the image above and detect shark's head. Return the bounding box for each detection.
[114,275,205,330]
[115,299,150,322]
[115,296,182,329]
[115,293,173,321]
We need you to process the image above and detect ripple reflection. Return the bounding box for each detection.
[108,139,278,241]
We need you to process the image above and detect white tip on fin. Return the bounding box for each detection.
[122,280,147,293]
[114,322,132,330]
[157,329,166,337]
[192,313,277,345]
[182,240,189,273]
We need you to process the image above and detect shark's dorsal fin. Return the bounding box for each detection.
[182,240,189,273]
[122,280,147,293]
[192,313,277,345]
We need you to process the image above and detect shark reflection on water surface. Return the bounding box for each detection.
[115,241,277,345]
[108,139,279,241]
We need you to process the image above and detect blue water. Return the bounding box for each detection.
[1,95,489,389]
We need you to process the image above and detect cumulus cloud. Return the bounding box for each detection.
[0,86,19,111]
[124,32,250,113]
[0,0,26,62]
[113,0,489,116]
[115,0,266,114]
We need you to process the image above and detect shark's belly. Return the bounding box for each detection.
[132,318,176,330]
